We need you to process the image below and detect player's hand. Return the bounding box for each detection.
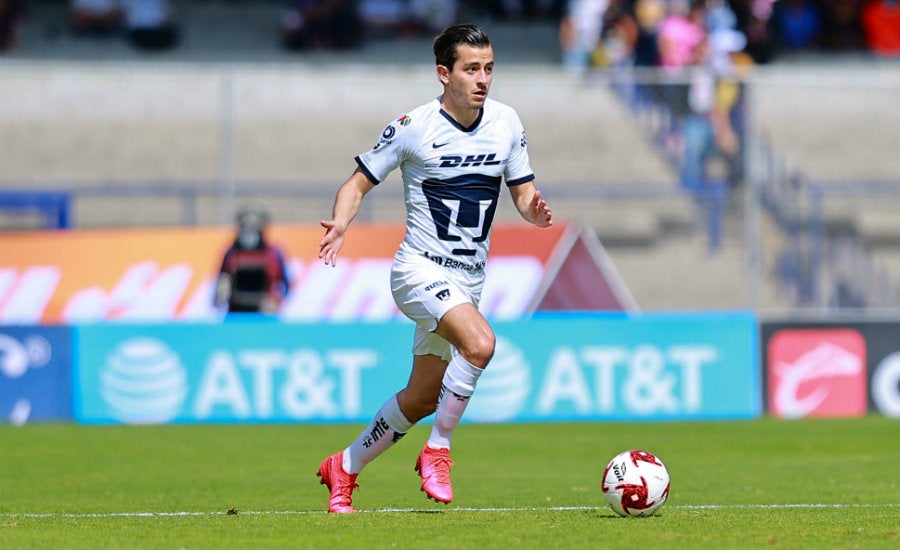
[318,220,346,266]
[530,190,553,228]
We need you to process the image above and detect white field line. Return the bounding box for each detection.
[4,503,900,518]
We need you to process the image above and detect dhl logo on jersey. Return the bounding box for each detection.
[438,153,503,168]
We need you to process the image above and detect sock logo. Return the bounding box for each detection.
[439,384,470,404]
[363,416,392,448]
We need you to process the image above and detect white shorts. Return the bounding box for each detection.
[391,253,477,361]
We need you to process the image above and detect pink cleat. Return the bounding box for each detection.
[415,446,454,504]
[317,451,359,514]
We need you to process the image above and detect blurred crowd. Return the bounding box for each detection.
[0,0,179,52]
[277,0,565,50]
[0,1,897,59]
[560,0,900,72]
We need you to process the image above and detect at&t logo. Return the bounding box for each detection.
[100,338,188,424]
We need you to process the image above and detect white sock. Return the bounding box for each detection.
[427,353,484,450]
[343,394,414,474]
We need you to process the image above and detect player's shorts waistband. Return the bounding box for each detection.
[422,251,485,274]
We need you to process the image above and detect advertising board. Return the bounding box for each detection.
[762,321,900,418]
[75,313,759,424]
[0,326,72,424]
[0,222,633,325]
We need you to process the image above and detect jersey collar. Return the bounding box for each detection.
[438,104,484,133]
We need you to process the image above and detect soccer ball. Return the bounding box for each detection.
[601,449,670,517]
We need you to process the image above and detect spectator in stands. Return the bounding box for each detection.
[559,0,608,72]
[214,206,290,315]
[70,0,122,36]
[729,0,776,63]
[121,0,179,51]
[772,0,823,53]
[484,0,561,19]
[357,0,417,38]
[657,0,707,75]
[632,0,665,68]
[680,5,748,193]
[409,0,458,34]
[680,36,718,193]
[861,0,900,57]
[628,0,664,109]
[281,0,360,50]
[706,2,751,189]
[820,0,865,51]
[707,0,746,72]
[594,0,639,67]
[0,0,23,53]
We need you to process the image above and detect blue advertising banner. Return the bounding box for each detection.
[75,320,401,425]
[74,313,759,424]
[0,326,73,424]
[485,312,760,422]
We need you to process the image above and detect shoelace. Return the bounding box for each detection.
[430,454,454,485]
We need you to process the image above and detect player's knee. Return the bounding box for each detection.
[459,330,495,369]
[398,388,438,422]
[407,401,437,422]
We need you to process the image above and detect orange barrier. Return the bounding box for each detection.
[2,222,626,325]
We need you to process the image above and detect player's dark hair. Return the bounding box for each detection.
[433,24,491,69]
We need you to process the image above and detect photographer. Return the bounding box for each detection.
[214,206,290,315]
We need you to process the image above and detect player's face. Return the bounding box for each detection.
[442,44,494,116]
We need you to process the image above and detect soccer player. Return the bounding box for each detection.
[316,22,553,514]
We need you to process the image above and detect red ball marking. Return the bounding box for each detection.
[617,477,653,515]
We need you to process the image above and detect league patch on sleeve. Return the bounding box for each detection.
[372,124,396,151]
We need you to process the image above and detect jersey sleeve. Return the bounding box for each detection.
[355,114,414,185]
[503,109,535,186]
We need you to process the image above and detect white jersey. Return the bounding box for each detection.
[356,96,534,287]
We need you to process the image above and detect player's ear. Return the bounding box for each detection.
[436,64,451,85]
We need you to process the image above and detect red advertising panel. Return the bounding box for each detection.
[766,328,867,418]
[0,222,633,325]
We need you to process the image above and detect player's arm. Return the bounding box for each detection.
[509,180,553,228]
[319,168,376,266]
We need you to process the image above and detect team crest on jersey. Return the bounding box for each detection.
[396,114,412,126]
[520,130,528,148]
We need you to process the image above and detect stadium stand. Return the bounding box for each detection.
[2,1,899,312]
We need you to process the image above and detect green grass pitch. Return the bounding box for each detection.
[2,417,898,548]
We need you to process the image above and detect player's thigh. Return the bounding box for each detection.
[392,256,472,360]
[391,257,472,331]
